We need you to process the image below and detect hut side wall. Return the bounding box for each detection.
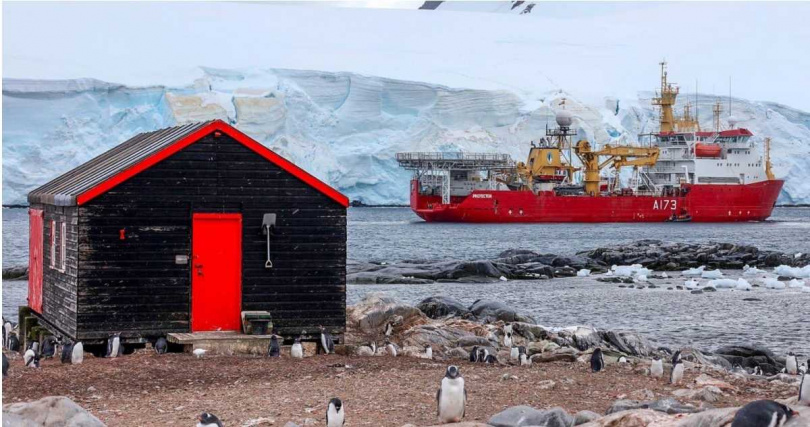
[34,203,79,338]
[76,132,346,340]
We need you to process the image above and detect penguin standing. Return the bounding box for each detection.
[650,356,664,378]
[8,333,20,352]
[3,320,11,349]
[291,336,304,359]
[503,331,513,349]
[730,400,798,427]
[437,365,466,423]
[193,348,207,358]
[61,340,74,364]
[519,353,532,366]
[424,344,433,360]
[385,339,397,357]
[469,346,479,363]
[753,366,763,376]
[478,348,489,364]
[484,354,498,364]
[319,326,335,355]
[27,340,39,354]
[670,351,684,385]
[106,333,121,358]
[41,336,58,359]
[24,349,39,368]
[155,337,168,355]
[503,323,513,335]
[197,412,224,427]
[3,352,9,377]
[384,322,394,338]
[268,334,281,357]
[71,341,84,364]
[799,369,810,405]
[326,397,345,427]
[590,348,605,373]
[786,352,798,375]
[510,347,519,362]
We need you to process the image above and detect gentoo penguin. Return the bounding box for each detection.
[3,352,8,377]
[730,400,798,427]
[510,347,520,361]
[326,397,345,427]
[3,320,11,348]
[385,339,398,357]
[503,331,513,349]
[670,352,684,385]
[268,334,281,357]
[106,333,121,358]
[196,412,224,427]
[71,341,84,364]
[650,356,664,378]
[478,348,489,364]
[193,348,206,359]
[384,322,394,337]
[799,369,810,405]
[590,348,605,373]
[319,326,335,355]
[503,323,513,335]
[61,340,74,363]
[800,359,808,375]
[484,354,498,364]
[519,353,532,366]
[469,346,479,363]
[8,333,20,352]
[618,356,628,364]
[41,336,58,359]
[155,337,168,355]
[291,336,304,359]
[27,340,39,353]
[24,349,39,368]
[424,344,433,360]
[753,366,763,376]
[437,365,466,423]
[786,352,798,375]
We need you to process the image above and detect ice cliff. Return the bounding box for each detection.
[3,68,810,206]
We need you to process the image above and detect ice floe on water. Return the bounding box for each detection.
[787,278,806,288]
[700,269,724,279]
[774,264,810,278]
[743,265,767,276]
[762,278,786,289]
[684,279,700,289]
[577,269,591,277]
[707,278,752,290]
[682,266,705,276]
[611,264,651,278]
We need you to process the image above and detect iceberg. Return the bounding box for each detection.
[774,264,810,279]
[743,266,767,276]
[763,278,786,289]
[611,264,651,278]
[577,269,591,277]
[684,279,700,289]
[683,266,706,276]
[707,278,738,289]
[787,279,806,288]
[701,270,724,279]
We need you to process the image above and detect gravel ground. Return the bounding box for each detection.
[1,350,797,426]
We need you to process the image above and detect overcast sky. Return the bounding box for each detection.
[4,1,809,110]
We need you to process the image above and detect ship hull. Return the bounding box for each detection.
[409,180,784,223]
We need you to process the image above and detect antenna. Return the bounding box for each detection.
[695,78,699,128]
[728,76,732,116]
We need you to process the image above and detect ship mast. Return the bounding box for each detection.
[712,99,723,132]
[651,61,679,133]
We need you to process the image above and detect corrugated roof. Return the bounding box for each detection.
[27,120,350,207]
[29,122,214,206]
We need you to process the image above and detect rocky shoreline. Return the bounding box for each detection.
[348,240,810,284]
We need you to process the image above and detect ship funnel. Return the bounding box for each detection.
[555,110,573,128]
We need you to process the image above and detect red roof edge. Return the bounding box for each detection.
[76,120,350,207]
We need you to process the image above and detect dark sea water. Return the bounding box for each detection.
[3,206,809,355]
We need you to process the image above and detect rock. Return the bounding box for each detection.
[573,411,601,425]
[417,296,471,319]
[2,396,106,426]
[600,330,656,357]
[2,265,28,280]
[512,322,549,341]
[629,389,655,401]
[347,293,427,336]
[703,286,717,292]
[424,423,494,427]
[693,374,737,392]
[401,320,489,351]
[444,347,470,360]
[489,406,574,427]
[468,300,536,324]
[282,423,300,427]
[672,386,723,403]
[537,380,556,390]
[579,409,673,427]
[242,417,275,426]
[531,347,578,363]
[455,335,493,348]
[605,397,700,415]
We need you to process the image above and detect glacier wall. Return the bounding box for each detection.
[3,68,810,206]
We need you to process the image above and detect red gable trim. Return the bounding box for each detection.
[76,120,349,207]
[718,128,753,137]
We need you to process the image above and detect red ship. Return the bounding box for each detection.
[397,63,783,223]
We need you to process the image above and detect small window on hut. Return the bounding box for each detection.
[59,221,67,272]
[49,220,56,268]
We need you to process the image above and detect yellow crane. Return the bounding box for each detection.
[574,140,660,196]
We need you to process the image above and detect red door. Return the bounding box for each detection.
[28,209,44,313]
[191,213,242,332]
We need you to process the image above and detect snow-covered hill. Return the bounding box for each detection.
[3,69,809,206]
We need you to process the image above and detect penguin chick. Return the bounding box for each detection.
[193,348,207,359]
[730,400,798,427]
[326,397,345,427]
[71,341,84,365]
[291,336,304,359]
[650,357,664,378]
[503,331,512,348]
[786,352,798,375]
[155,337,168,355]
[799,370,809,405]
[424,344,433,360]
[385,339,397,357]
[510,347,519,361]
[437,365,466,423]
[268,334,281,357]
[670,357,684,385]
[484,354,498,364]
[519,353,532,366]
[590,348,605,373]
[384,322,394,337]
[618,356,628,364]
[197,412,224,427]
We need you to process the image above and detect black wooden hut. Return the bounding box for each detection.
[26,120,348,343]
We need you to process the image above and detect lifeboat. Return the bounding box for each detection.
[695,143,722,158]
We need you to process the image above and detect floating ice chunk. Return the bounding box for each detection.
[682,266,705,276]
[774,264,810,278]
[763,278,786,289]
[577,269,591,277]
[795,253,803,258]
[684,279,700,289]
[636,275,648,282]
[611,264,651,277]
[787,279,806,288]
[735,278,752,290]
[605,270,613,276]
[701,270,724,279]
[708,278,737,289]
[499,276,508,282]
[661,272,668,278]
[743,266,766,276]
[802,287,810,293]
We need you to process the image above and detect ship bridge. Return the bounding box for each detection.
[396,152,515,204]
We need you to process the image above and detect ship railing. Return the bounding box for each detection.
[396,152,511,162]
[396,152,515,171]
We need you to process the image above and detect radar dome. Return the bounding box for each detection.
[555,110,573,127]
[727,116,739,128]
